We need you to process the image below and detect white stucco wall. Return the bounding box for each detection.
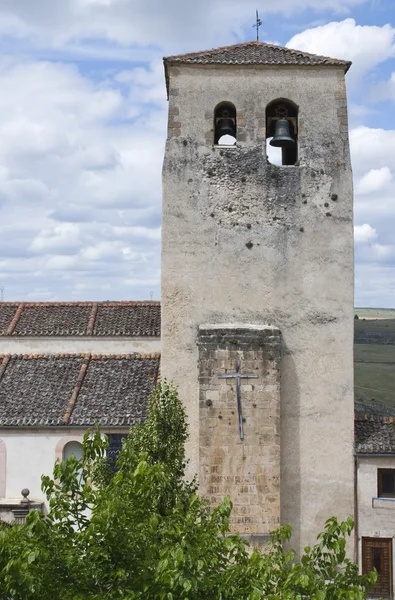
[0,336,160,355]
[0,428,129,509]
[357,455,395,552]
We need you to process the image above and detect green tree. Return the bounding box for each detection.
[0,381,376,599]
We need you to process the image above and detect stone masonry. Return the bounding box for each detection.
[197,325,281,544]
[161,43,354,554]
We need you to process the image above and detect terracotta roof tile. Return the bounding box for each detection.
[0,353,160,427]
[69,354,160,426]
[355,412,395,454]
[12,303,91,336]
[0,354,84,426]
[164,41,351,69]
[0,301,161,337]
[0,304,19,335]
[93,302,160,337]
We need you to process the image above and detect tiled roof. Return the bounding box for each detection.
[0,302,160,337]
[69,355,159,426]
[0,353,160,427]
[163,41,351,96]
[14,304,92,336]
[94,303,160,337]
[164,40,351,74]
[355,412,395,454]
[0,355,84,426]
[0,304,19,335]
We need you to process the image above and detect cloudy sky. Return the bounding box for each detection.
[0,0,394,306]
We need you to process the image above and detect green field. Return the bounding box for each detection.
[354,318,395,345]
[355,307,395,319]
[354,318,395,412]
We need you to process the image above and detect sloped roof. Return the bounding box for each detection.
[164,41,351,92]
[355,412,395,454]
[0,353,160,427]
[69,355,158,426]
[0,302,160,337]
[164,41,351,69]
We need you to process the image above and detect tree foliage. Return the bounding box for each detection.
[0,381,376,599]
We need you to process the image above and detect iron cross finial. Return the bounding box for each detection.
[253,9,262,42]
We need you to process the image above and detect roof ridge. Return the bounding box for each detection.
[355,412,395,422]
[164,40,263,60]
[0,353,89,359]
[86,302,98,335]
[0,355,11,382]
[0,300,160,305]
[63,353,91,424]
[164,40,351,66]
[0,352,161,360]
[7,303,24,335]
[90,353,161,359]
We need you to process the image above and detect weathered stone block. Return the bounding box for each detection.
[197,325,281,536]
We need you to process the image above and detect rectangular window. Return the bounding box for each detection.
[107,434,128,472]
[378,469,395,498]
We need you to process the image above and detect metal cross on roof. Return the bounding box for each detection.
[218,360,258,440]
[253,9,262,42]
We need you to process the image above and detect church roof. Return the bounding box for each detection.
[164,41,351,86]
[0,301,160,337]
[355,412,395,454]
[0,353,160,427]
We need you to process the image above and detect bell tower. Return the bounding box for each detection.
[161,41,354,553]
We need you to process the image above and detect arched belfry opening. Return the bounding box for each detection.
[214,102,237,146]
[266,99,298,166]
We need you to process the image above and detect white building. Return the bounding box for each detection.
[0,301,160,521]
[356,412,395,599]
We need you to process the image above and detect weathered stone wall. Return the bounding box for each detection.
[161,63,354,553]
[197,325,281,545]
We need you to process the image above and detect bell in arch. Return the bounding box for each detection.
[270,119,295,148]
[214,103,237,145]
[217,117,236,139]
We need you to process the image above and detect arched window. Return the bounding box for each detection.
[214,102,237,146]
[55,436,84,463]
[266,99,298,166]
[63,441,83,462]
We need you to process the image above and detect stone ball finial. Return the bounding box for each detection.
[21,488,30,504]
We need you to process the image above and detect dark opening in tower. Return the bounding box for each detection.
[214,102,237,146]
[266,99,298,166]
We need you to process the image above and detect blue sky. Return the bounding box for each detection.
[0,0,394,306]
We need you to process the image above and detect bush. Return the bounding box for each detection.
[0,382,376,599]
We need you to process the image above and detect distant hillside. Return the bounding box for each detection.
[354,317,395,413]
[355,307,395,319]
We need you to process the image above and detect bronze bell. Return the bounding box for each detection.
[270,119,295,147]
[217,118,236,139]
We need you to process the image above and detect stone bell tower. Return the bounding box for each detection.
[161,41,354,553]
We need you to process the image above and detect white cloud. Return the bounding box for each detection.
[30,223,82,254]
[371,71,395,103]
[287,19,395,83]
[0,1,369,53]
[356,167,393,195]
[354,224,377,244]
[0,55,164,300]
[350,126,395,178]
